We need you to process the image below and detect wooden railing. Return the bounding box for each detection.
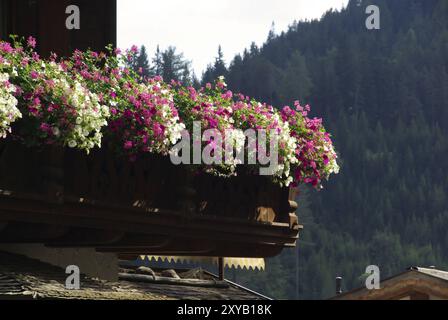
[0,139,295,224]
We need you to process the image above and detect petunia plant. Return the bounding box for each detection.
[0,36,339,189]
[65,45,185,159]
[1,36,109,153]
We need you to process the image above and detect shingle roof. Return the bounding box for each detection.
[0,251,167,300]
[0,251,266,300]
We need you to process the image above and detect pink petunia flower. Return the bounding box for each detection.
[27,36,37,48]
[124,141,133,150]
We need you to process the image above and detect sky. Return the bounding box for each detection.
[117,0,349,76]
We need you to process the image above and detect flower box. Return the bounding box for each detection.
[0,138,295,225]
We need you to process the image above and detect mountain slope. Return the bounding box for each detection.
[209,0,448,299]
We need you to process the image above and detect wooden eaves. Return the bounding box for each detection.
[0,188,301,258]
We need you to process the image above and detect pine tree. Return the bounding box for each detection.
[279,51,312,104]
[151,45,163,76]
[134,45,151,78]
[267,22,276,42]
[160,46,191,83]
[202,46,228,85]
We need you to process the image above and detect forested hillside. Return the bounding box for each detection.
[201,0,448,299]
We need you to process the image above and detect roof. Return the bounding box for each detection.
[410,267,448,281]
[332,267,448,300]
[0,251,267,300]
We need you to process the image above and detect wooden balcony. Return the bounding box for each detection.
[0,140,301,258]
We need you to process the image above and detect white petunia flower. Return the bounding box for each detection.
[0,73,21,139]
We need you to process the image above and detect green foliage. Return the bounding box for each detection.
[278,51,312,103]
[132,45,151,78]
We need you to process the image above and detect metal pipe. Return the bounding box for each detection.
[336,277,343,295]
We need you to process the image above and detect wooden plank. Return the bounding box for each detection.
[0,192,298,244]
[0,222,68,242]
[45,228,126,247]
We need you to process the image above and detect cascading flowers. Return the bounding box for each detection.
[0,36,339,188]
[173,76,242,176]
[281,102,339,188]
[227,79,339,188]
[173,76,338,188]
[1,37,109,153]
[230,90,299,187]
[66,46,185,159]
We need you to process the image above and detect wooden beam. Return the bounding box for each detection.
[0,191,299,257]
[0,193,298,244]
[45,228,126,247]
[0,222,69,242]
[218,257,225,281]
